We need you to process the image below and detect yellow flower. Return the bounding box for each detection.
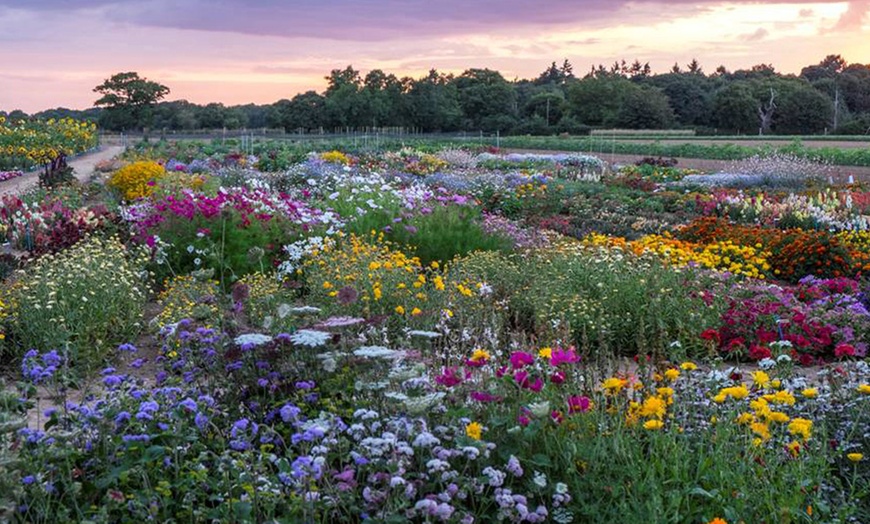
[847,453,864,462]
[663,368,680,382]
[788,418,813,441]
[735,413,755,425]
[707,518,728,524]
[768,411,790,424]
[764,390,796,406]
[786,441,801,457]
[640,396,667,419]
[395,305,405,315]
[643,420,664,430]
[801,388,818,399]
[751,422,771,441]
[719,385,750,400]
[858,384,870,394]
[752,370,770,389]
[538,347,552,359]
[601,377,627,395]
[470,349,490,363]
[410,307,422,316]
[465,421,483,440]
[680,362,697,371]
[322,281,333,290]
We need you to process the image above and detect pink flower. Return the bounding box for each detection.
[550,347,580,367]
[435,367,463,388]
[509,351,535,369]
[550,371,566,384]
[567,395,591,414]
[470,391,502,403]
[550,410,564,424]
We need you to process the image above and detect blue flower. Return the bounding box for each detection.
[21,475,35,485]
[178,398,198,412]
[195,412,209,430]
[117,343,138,352]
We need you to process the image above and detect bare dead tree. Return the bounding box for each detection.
[758,88,776,135]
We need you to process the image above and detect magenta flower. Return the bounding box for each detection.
[550,347,580,367]
[435,367,464,388]
[510,351,535,369]
[470,391,502,403]
[550,370,566,384]
[567,395,592,414]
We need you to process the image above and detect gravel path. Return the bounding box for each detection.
[0,144,124,196]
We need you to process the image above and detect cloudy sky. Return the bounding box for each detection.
[1,0,868,112]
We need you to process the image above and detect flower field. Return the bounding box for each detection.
[1,141,869,523]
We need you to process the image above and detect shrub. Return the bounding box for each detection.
[0,236,149,368]
[108,161,166,200]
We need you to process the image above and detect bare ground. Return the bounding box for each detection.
[0,144,125,197]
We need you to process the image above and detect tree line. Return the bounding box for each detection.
[4,55,870,136]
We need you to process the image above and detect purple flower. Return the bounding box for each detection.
[117,343,138,353]
[280,404,301,423]
[122,434,151,443]
[22,475,35,485]
[195,412,209,430]
[178,398,198,412]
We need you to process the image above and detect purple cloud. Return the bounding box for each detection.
[4,0,863,41]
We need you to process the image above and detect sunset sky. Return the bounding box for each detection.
[1,0,868,113]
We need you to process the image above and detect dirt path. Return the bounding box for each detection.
[0,144,124,196]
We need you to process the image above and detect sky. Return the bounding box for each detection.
[1,0,869,113]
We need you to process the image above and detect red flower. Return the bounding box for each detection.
[748,345,772,361]
[700,329,720,343]
[834,343,856,358]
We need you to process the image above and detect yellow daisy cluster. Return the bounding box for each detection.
[0,116,97,164]
[514,182,548,199]
[235,272,285,327]
[582,233,771,279]
[155,275,221,329]
[303,232,448,319]
[320,150,352,165]
[108,161,167,201]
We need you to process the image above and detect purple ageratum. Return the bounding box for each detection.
[178,398,198,412]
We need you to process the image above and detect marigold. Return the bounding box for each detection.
[640,396,667,420]
[643,420,664,430]
[680,361,697,371]
[801,388,818,399]
[601,377,627,395]
[663,368,680,382]
[788,418,813,441]
[465,421,483,440]
[847,453,864,462]
[707,518,728,524]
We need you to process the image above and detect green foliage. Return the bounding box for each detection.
[389,205,514,267]
[94,71,170,131]
[451,247,726,358]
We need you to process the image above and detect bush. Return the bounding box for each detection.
[0,236,149,368]
[108,161,166,200]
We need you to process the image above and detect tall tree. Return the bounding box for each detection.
[93,72,170,132]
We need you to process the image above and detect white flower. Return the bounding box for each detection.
[478,283,493,296]
[407,330,441,339]
[262,316,274,330]
[404,392,446,415]
[533,471,548,488]
[528,401,551,418]
[290,330,332,347]
[776,354,793,364]
[758,358,776,370]
[186,245,195,253]
[354,346,404,359]
[234,333,273,347]
[277,303,292,319]
[290,306,321,316]
[194,258,201,266]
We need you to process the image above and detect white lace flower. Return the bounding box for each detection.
[234,333,273,347]
[290,330,332,347]
[354,346,403,359]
